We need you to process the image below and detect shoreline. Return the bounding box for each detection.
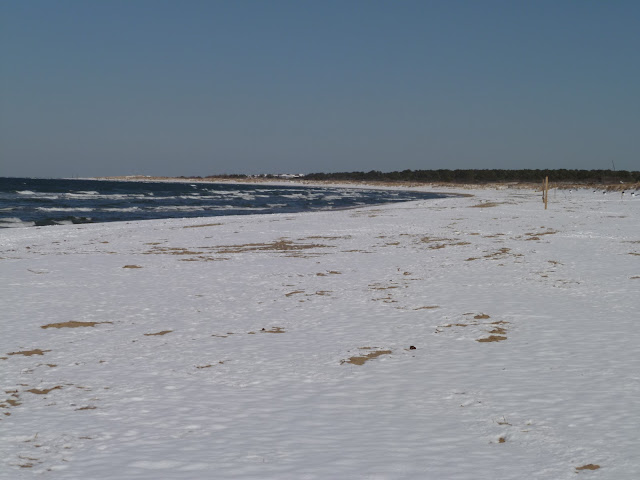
[94,175,640,192]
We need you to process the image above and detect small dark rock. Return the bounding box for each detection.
[409,346,416,350]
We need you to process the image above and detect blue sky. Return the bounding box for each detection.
[1,0,639,177]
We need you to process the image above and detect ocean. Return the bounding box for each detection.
[0,177,447,228]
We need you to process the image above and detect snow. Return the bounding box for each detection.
[1,185,638,479]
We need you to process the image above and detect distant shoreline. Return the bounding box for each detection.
[94,175,638,192]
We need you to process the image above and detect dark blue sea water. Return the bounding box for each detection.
[0,178,448,228]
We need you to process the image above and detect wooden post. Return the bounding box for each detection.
[544,176,549,210]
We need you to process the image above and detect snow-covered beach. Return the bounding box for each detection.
[1,184,638,479]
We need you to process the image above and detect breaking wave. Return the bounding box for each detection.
[1,177,448,228]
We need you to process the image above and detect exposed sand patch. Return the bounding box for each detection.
[183,223,223,228]
[1,390,22,414]
[484,247,521,260]
[123,265,142,269]
[26,386,63,395]
[420,236,455,244]
[144,330,173,336]
[217,239,330,254]
[180,256,229,262]
[469,202,506,208]
[303,235,351,240]
[261,327,285,333]
[488,327,507,335]
[369,284,399,290]
[285,290,305,297]
[525,229,558,236]
[7,349,51,356]
[372,295,397,303]
[575,464,600,471]
[342,348,392,365]
[414,305,440,310]
[41,321,112,329]
[144,247,204,255]
[437,316,510,340]
[524,230,558,241]
[477,335,507,342]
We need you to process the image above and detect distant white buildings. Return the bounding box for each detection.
[251,173,305,179]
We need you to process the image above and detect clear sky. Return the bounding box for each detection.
[1,0,639,177]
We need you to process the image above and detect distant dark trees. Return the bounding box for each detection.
[303,169,640,184]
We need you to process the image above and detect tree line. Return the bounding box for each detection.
[301,169,640,184]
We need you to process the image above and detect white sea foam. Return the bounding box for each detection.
[151,206,212,212]
[322,194,345,201]
[0,217,34,228]
[216,205,270,211]
[63,193,126,200]
[150,205,270,212]
[103,207,142,212]
[36,207,95,212]
[207,189,244,195]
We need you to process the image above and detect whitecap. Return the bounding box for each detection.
[103,207,142,212]
[36,207,95,212]
[0,217,34,228]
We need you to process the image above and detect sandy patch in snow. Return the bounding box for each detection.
[41,321,112,329]
[342,348,393,366]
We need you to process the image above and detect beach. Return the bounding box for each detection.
[1,184,638,479]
